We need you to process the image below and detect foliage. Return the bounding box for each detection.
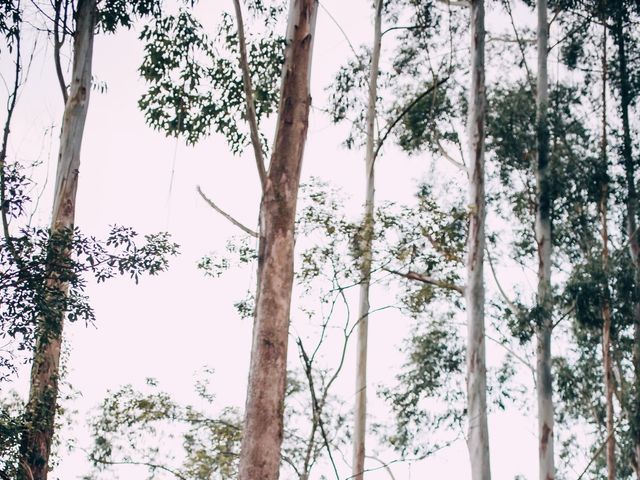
[138,5,285,149]
[379,315,464,456]
[0,163,179,381]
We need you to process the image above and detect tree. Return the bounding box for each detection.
[465,0,491,478]
[533,0,556,478]
[352,1,382,478]
[236,2,318,479]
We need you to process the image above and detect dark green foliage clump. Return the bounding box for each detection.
[138,6,284,149]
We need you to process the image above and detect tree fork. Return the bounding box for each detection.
[237,2,318,479]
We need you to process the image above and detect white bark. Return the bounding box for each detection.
[237,2,318,480]
[534,0,555,478]
[352,2,382,478]
[465,1,491,479]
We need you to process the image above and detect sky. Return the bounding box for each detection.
[3,0,548,478]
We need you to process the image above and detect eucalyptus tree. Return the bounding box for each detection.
[136,1,319,477]
[534,0,555,477]
[352,1,382,478]
[8,1,180,478]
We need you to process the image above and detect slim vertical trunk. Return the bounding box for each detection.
[465,1,491,478]
[613,9,640,476]
[352,1,382,479]
[535,0,555,478]
[599,22,616,480]
[600,193,616,480]
[18,2,96,479]
[237,2,318,479]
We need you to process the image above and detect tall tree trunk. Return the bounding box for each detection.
[599,22,616,480]
[613,9,640,476]
[18,1,96,479]
[535,0,555,478]
[237,2,318,479]
[465,1,491,478]
[352,1,382,479]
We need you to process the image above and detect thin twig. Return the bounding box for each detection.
[88,456,189,480]
[196,186,258,237]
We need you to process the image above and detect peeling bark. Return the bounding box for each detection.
[465,0,491,478]
[18,1,96,479]
[237,2,318,479]
[352,1,382,479]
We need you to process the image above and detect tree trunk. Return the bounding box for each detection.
[599,22,616,480]
[18,1,96,479]
[237,2,318,479]
[535,0,555,478]
[465,1,491,478]
[352,1,382,479]
[613,10,640,477]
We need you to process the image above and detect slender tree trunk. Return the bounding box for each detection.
[18,1,96,479]
[237,2,318,479]
[599,22,616,480]
[534,0,555,478]
[465,1,491,478]
[352,2,382,479]
[613,10,640,476]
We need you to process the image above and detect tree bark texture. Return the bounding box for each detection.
[237,2,318,479]
[599,23,616,480]
[352,1,382,479]
[613,11,640,477]
[18,1,96,479]
[465,1,491,478]
[535,0,555,478]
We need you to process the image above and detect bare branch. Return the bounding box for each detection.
[1,12,23,267]
[88,456,189,480]
[54,0,68,104]
[232,0,266,191]
[383,267,464,295]
[485,246,520,314]
[435,137,466,172]
[196,186,258,237]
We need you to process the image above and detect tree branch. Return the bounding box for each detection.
[232,0,266,191]
[383,267,464,295]
[374,77,449,162]
[88,456,189,480]
[196,186,258,237]
[54,0,68,104]
[486,246,521,314]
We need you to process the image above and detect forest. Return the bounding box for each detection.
[0,0,639,479]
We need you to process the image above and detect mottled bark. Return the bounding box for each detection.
[535,0,555,478]
[613,11,640,477]
[237,2,318,479]
[465,1,491,478]
[18,1,96,479]
[352,1,382,479]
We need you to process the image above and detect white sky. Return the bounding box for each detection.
[2,1,552,478]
